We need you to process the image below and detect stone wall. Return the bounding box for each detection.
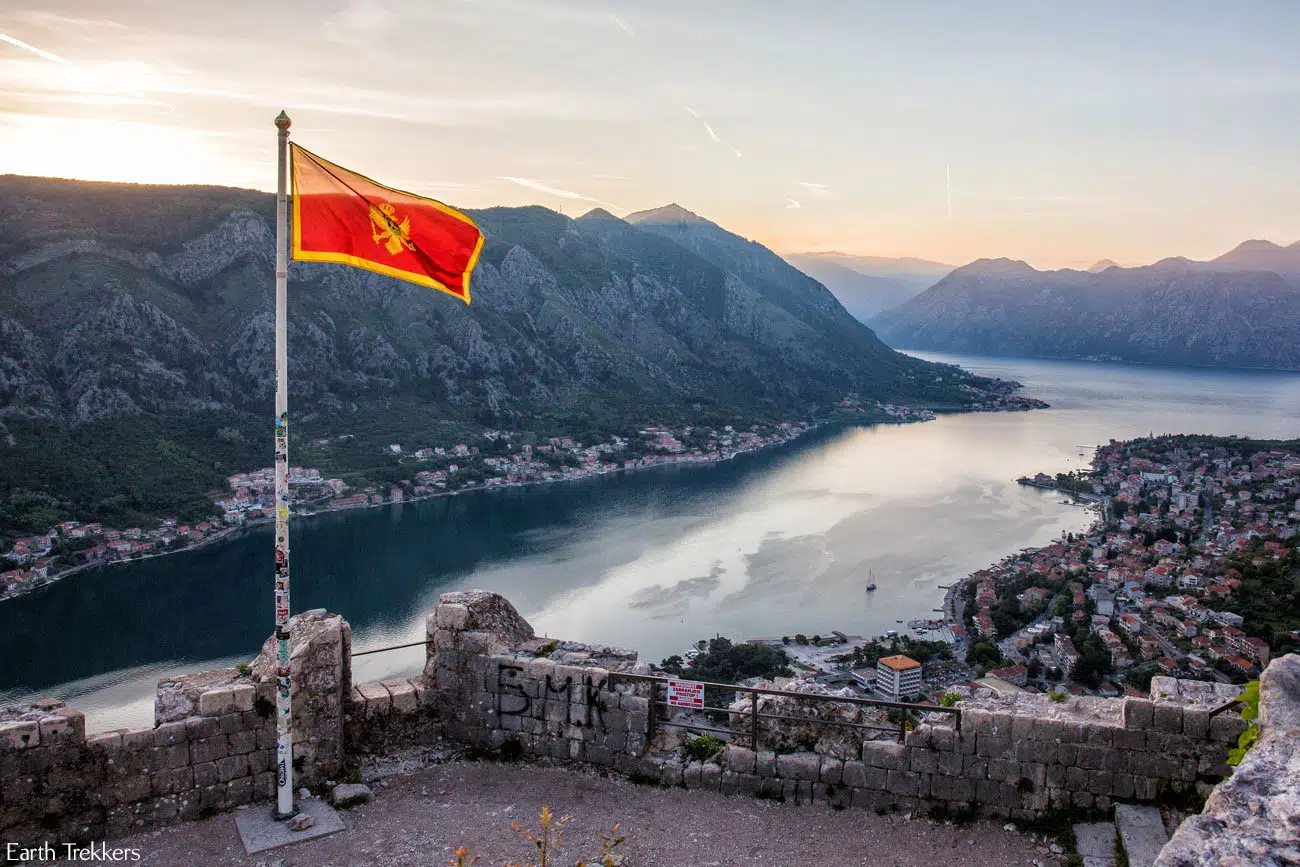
[1155,654,1300,866]
[0,611,347,846]
[0,591,1263,850]
[425,591,1246,819]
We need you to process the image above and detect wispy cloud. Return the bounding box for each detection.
[799,181,830,192]
[785,198,802,209]
[0,31,70,64]
[700,120,721,143]
[14,11,127,31]
[731,147,743,159]
[496,176,625,212]
[610,15,635,37]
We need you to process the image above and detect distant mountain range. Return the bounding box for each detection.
[0,179,1008,539]
[782,252,953,322]
[870,241,1300,369]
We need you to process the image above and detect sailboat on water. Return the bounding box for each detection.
[865,570,877,592]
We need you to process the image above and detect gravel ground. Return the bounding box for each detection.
[63,756,1064,867]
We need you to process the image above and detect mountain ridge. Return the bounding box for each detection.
[0,175,1013,539]
[870,256,1300,369]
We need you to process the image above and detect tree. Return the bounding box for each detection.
[1027,658,1043,679]
[966,641,1003,668]
[781,636,791,645]
[794,633,808,645]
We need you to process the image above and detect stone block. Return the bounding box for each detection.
[909,750,938,775]
[385,680,419,713]
[1182,707,1210,740]
[738,773,762,796]
[988,758,1018,783]
[1133,775,1159,800]
[1076,745,1107,770]
[975,778,1001,806]
[977,734,1010,758]
[436,603,471,630]
[904,725,932,749]
[725,745,756,775]
[1059,721,1085,744]
[1031,717,1062,742]
[248,749,272,774]
[776,753,820,782]
[37,713,76,746]
[1154,703,1183,733]
[930,726,956,751]
[193,761,219,788]
[755,750,777,778]
[683,761,704,789]
[1056,743,1078,766]
[190,735,229,765]
[1123,697,1154,729]
[1112,772,1135,798]
[1083,725,1113,747]
[1114,727,1146,750]
[1209,712,1247,743]
[198,688,235,717]
[1145,730,1169,753]
[228,730,256,756]
[1011,714,1035,742]
[1087,770,1114,795]
[231,683,256,712]
[700,763,722,791]
[659,759,684,787]
[185,715,220,740]
[962,707,992,735]
[963,756,988,778]
[938,751,963,776]
[0,719,40,750]
[1065,766,1089,790]
[948,776,975,803]
[887,770,920,797]
[152,721,189,747]
[720,770,740,795]
[216,754,249,783]
[862,741,908,770]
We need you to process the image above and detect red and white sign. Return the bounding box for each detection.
[666,679,705,710]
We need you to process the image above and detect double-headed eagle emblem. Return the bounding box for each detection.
[368,202,415,255]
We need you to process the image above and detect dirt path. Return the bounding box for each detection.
[67,757,1064,867]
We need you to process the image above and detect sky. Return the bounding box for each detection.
[2,1,1299,269]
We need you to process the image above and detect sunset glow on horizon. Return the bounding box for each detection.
[3,1,1299,269]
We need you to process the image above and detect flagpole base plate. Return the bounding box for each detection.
[273,803,299,821]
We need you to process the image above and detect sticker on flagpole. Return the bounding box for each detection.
[666,679,705,710]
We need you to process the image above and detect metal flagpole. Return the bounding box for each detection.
[272,109,296,820]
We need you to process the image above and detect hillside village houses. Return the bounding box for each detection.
[963,437,1298,692]
[0,420,813,600]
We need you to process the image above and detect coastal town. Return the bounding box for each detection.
[724,435,1299,707]
[0,418,821,599]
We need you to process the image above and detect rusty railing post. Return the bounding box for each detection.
[646,678,656,747]
[750,688,759,751]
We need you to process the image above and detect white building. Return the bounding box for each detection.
[876,655,923,701]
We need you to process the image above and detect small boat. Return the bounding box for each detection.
[866,583,877,592]
[866,570,877,592]
[896,619,904,624]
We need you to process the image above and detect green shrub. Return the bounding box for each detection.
[1048,690,1068,703]
[682,734,726,763]
[939,692,961,707]
[1227,680,1261,768]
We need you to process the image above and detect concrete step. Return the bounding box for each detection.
[1073,822,1117,867]
[1115,804,1170,867]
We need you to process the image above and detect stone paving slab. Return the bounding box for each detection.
[233,798,345,854]
[1073,822,1117,867]
[1115,804,1168,867]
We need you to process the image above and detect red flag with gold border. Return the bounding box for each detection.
[289,144,483,302]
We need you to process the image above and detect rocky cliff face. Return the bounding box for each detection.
[870,257,1300,369]
[0,179,996,436]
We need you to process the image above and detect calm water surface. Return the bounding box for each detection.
[2,354,1297,730]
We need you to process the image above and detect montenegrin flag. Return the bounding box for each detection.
[289,144,483,302]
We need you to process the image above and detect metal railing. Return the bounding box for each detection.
[609,671,960,749]
[352,639,432,657]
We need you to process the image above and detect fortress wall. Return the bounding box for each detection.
[1155,655,1300,866]
[0,611,348,846]
[428,592,1245,820]
[0,593,1260,850]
